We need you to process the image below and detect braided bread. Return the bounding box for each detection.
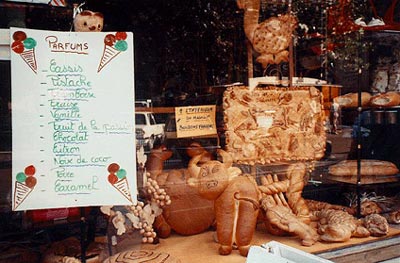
[285,163,310,223]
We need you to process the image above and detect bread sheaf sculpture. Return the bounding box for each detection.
[258,164,319,246]
[187,149,260,256]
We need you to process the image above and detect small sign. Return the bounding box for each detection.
[175,105,217,138]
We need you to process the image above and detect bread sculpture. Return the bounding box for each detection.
[347,192,400,223]
[370,91,400,107]
[103,250,181,263]
[145,145,173,179]
[311,209,371,242]
[383,210,400,224]
[146,145,215,238]
[358,200,383,216]
[311,209,390,242]
[305,199,355,215]
[258,164,319,246]
[223,86,326,164]
[187,149,260,256]
[74,10,104,32]
[236,0,297,68]
[363,214,389,237]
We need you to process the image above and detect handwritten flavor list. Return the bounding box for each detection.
[46,59,97,192]
[11,28,136,211]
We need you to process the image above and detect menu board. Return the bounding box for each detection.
[10,28,136,211]
[175,105,217,138]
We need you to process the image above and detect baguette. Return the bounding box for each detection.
[370,91,400,107]
[333,92,371,108]
[328,159,399,177]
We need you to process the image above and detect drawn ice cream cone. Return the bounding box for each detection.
[97,45,121,72]
[107,163,133,203]
[13,165,37,210]
[11,31,37,74]
[20,49,37,73]
[97,32,128,73]
[14,181,33,210]
[113,177,133,203]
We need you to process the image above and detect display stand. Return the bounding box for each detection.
[356,31,363,218]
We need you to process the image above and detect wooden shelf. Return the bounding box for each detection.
[106,223,400,263]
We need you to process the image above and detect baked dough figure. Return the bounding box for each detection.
[146,145,215,238]
[188,149,260,256]
[311,209,370,242]
[259,164,319,246]
[237,0,297,68]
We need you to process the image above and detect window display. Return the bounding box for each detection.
[1,1,400,263]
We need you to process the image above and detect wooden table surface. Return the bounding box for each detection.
[108,223,400,263]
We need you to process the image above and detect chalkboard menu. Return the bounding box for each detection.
[10,28,136,211]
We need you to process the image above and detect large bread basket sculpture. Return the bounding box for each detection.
[223,86,326,165]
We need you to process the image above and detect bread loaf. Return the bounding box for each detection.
[328,159,399,176]
[333,92,372,108]
[370,91,400,107]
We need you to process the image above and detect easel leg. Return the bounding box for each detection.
[80,207,87,263]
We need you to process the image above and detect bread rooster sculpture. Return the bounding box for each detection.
[237,0,297,68]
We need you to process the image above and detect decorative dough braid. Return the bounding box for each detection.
[259,175,289,195]
[285,163,310,223]
[305,199,355,214]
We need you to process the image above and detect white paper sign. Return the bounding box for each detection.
[10,27,136,211]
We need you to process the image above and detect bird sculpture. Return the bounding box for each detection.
[237,0,297,68]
